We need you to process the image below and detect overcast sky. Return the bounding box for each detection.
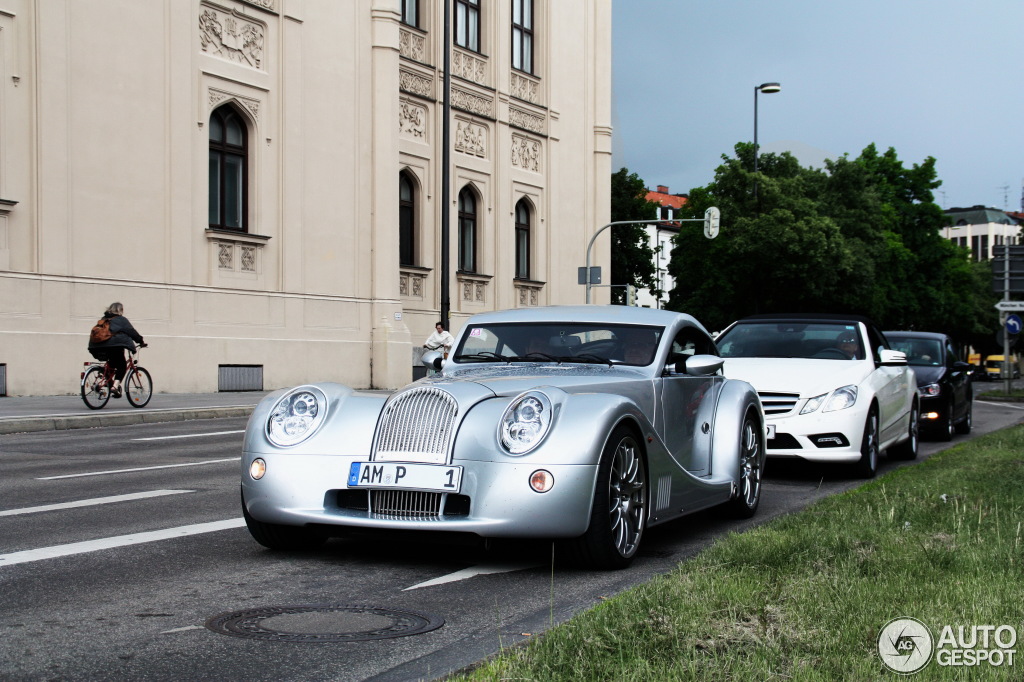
[612,0,1024,212]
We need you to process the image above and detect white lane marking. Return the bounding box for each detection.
[981,401,1024,411]
[0,518,246,567]
[36,458,240,480]
[0,490,194,517]
[161,626,205,635]
[132,430,244,441]
[403,562,541,591]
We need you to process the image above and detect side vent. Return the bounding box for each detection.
[657,475,672,511]
[218,364,264,392]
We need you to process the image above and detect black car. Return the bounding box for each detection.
[884,331,972,440]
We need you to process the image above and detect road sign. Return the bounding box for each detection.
[995,301,1024,311]
[703,207,720,239]
[578,266,601,285]
[1008,314,1023,335]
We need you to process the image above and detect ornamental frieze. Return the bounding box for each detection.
[509,106,544,134]
[455,119,486,157]
[511,134,540,172]
[451,87,493,118]
[400,68,433,99]
[200,7,265,69]
[452,49,487,85]
[510,72,539,104]
[209,88,260,123]
[400,99,426,139]
[239,0,276,11]
[399,28,425,62]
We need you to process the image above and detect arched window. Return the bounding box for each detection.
[458,188,477,273]
[209,106,248,232]
[515,199,530,279]
[399,172,416,266]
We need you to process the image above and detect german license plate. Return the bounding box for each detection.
[347,462,462,492]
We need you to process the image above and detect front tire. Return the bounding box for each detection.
[125,367,153,408]
[81,366,111,410]
[725,409,764,518]
[954,399,973,435]
[242,492,328,551]
[566,426,647,570]
[890,402,919,460]
[854,408,880,478]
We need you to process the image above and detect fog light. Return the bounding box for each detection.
[249,458,267,480]
[923,412,940,421]
[529,469,554,493]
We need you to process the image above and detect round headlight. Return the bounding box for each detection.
[266,387,328,446]
[499,391,553,455]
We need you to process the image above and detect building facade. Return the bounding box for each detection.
[941,206,1021,261]
[636,184,687,309]
[0,0,612,396]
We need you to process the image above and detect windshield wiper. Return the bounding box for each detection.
[572,353,614,366]
[456,352,514,363]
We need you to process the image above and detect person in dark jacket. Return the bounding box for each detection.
[88,302,145,398]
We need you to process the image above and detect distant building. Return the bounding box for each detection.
[636,185,688,308]
[941,206,1021,261]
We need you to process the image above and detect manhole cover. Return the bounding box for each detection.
[205,604,444,643]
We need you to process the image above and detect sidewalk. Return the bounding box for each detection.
[0,391,271,435]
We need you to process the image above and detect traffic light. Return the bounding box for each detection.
[626,284,636,306]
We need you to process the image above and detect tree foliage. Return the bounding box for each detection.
[609,167,659,304]
[667,143,998,344]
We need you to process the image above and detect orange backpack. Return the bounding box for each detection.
[89,318,112,344]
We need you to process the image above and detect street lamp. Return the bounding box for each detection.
[753,82,781,201]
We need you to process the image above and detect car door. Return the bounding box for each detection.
[866,325,910,441]
[659,328,722,475]
[945,338,970,421]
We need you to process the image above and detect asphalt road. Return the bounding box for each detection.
[1,400,1022,681]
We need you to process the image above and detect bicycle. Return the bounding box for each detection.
[80,345,153,409]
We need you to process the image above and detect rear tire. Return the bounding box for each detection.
[937,400,954,442]
[81,366,111,410]
[954,399,973,435]
[565,426,647,570]
[890,402,919,460]
[854,409,880,478]
[125,367,153,408]
[242,491,328,551]
[725,409,764,518]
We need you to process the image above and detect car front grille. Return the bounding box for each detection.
[371,490,443,517]
[372,387,458,464]
[758,391,801,415]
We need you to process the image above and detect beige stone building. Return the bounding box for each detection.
[0,0,611,396]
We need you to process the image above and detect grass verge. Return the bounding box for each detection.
[455,425,1024,681]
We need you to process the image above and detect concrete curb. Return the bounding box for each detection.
[0,406,255,435]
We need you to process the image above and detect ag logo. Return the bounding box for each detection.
[878,617,933,674]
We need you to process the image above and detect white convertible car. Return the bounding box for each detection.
[715,314,918,477]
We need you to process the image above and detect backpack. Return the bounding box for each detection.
[89,317,112,344]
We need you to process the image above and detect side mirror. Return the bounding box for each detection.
[421,350,444,370]
[879,349,907,366]
[678,354,724,376]
[952,361,971,372]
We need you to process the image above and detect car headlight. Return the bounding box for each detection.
[918,383,941,397]
[266,387,328,447]
[800,385,858,414]
[498,391,553,455]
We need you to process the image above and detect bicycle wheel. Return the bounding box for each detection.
[125,367,153,408]
[81,366,111,409]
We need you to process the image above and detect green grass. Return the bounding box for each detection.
[454,426,1024,681]
[977,388,1024,400]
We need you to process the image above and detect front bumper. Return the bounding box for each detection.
[765,403,869,463]
[241,451,599,539]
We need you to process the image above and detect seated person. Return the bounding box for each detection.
[618,328,658,365]
[523,336,553,357]
[835,332,860,359]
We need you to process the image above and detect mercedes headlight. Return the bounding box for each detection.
[917,383,941,397]
[266,387,328,446]
[800,386,858,414]
[499,391,553,455]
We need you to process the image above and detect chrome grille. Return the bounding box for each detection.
[758,391,801,415]
[370,490,443,517]
[372,387,458,464]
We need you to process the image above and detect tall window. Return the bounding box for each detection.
[455,0,480,52]
[458,188,477,273]
[515,199,530,279]
[401,0,419,28]
[512,0,533,73]
[399,173,416,266]
[209,106,247,232]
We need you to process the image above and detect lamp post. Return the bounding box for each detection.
[753,82,781,201]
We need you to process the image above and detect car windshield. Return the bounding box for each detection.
[717,321,865,360]
[452,322,664,366]
[887,336,943,366]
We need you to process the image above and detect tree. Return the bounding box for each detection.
[609,168,659,304]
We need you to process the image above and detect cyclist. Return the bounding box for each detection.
[88,302,146,398]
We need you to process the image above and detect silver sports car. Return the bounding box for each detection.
[241,305,766,569]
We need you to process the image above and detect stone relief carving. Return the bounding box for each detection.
[452,49,487,85]
[512,135,541,172]
[451,87,493,118]
[509,106,544,134]
[399,28,425,62]
[455,120,485,157]
[510,72,539,104]
[240,246,256,272]
[218,243,233,269]
[209,88,260,124]
[199,7,265,69]
[400,68,433,99]
[240,0,276,10]
[400,100,426,139]
[400,271,427,299]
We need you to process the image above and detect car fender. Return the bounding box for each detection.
[709,378,764,484]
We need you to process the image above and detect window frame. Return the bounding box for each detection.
[514,198,530,279]
[458,187,478,273]
[455,0,481,52]
[208,105,248,233]
[399,172,416,266]
[400,0,419,28]
[511,0,534,74]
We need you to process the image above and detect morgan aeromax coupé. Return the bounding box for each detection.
[240,306,767,569]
